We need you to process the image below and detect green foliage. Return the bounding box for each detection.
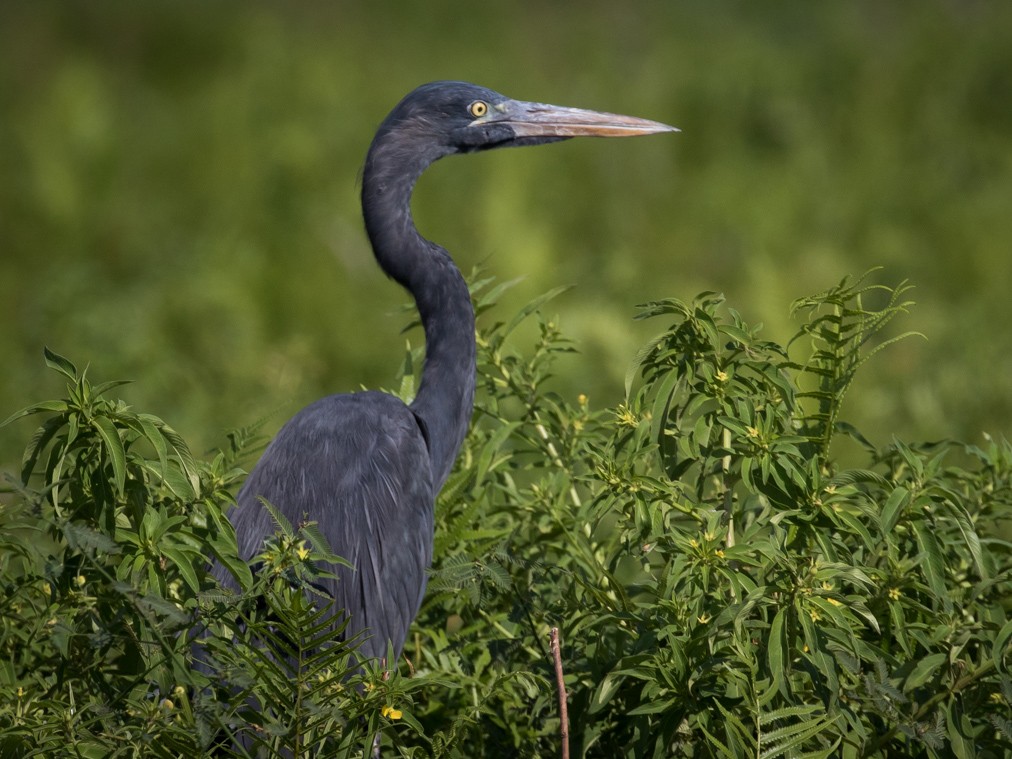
[197,536,400,758]
[412,274,1012,756]
[0,350,231,755]
[0,354,421,756]
[2,275,1011,756]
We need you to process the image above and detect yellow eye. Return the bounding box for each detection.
[469,100,488,118]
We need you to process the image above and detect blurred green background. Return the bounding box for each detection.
[2,1,1011,468]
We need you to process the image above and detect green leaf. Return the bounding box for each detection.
[63,521,121,555]
[627,698,676,716]
[589,671,624,715]
[91,378,133,398]
[93,416,127,496]
[210,537,254,590]
[258,496,294,537]
[942,500,986,581]
[759,711,837,759]
[43,346,78,381]
[503,285,572,337]
[767,606,789,686]
[911,519,950,610]
[20,415,65,483]
[715,700,757,750]
[946,701,976,759]
[888,599,912,657]
[831,509,877,551]
[155,419,200,492]
[158,461,197,500]
[474,421,520,484]
[0,400,68,428]
[718,323,753,346]
[163,546,201,593]
[649,369,683,449]
[993,618,1012,674]
[903,652,946,691]
[699,724,736,758]
[126,413,169,470]
[879,486,909,533]
[475,275,524,312]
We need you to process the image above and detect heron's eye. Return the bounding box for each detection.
[469,100,488,118]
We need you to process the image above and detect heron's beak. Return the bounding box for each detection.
[495,99,678,138]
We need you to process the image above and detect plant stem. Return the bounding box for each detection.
[550,627,569,759]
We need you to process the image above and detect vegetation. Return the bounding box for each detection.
[2,5,1010,755]
[2,276,1010,757]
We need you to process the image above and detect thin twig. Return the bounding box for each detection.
[550,627,570,759]
[536,420,582,507]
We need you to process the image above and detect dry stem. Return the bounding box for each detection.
[550,627,570,759]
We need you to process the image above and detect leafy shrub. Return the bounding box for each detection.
[0,350,218,756]
[1,273,1010,757]
[0,353,414,756]
[415,273,1012,757]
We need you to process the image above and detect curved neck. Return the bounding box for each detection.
[361,137,476,490]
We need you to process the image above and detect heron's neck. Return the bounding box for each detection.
[361,146,476,491]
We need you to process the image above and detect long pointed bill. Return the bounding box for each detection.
[498,100,678,138]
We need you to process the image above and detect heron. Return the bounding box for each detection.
[214,81,675,668]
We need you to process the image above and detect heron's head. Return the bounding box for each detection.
[373,81,676,163]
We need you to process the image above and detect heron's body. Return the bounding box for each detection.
[214,81,674,666]
[230,393,434,661]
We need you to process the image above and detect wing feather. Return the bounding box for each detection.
[220,390,434,664]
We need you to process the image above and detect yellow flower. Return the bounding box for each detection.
[746,426,760,438]
[173,686,185,699]
[160,699,174,711]
[714,549,725,559]
[697,613,711,624]
[827,598,842,607]
[715,370,728,382]
[810,610,821,622]
[888,587,901,601]
[821,581,833,591]
[382,705,403,720]
[615,405,639,429]
[42,582,51,596]
[577,393,588,406]
[17,687,24,699]
[75,574,86,588]
[296,541,310,561]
